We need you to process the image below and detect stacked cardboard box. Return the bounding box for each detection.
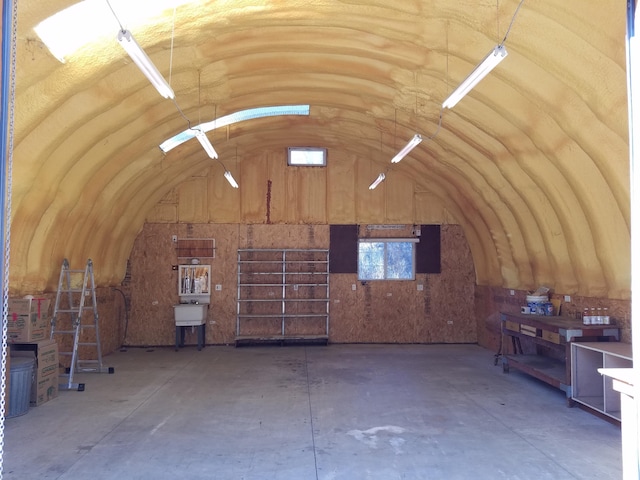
[10,339,59,406]
[7,298,51,343]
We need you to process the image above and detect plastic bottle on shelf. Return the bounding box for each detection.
[590,307,597,325]
[603,307,610,325]
[596,307,603,325]
[582,307,590,325]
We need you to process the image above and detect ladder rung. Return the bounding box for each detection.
[55,309,80,313]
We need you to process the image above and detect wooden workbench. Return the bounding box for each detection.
[499,312,620,400]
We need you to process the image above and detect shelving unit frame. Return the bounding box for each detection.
[236,249,329,345]
[571,341,632,421]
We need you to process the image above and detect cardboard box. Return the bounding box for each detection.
[7,298,51,343]
[10,339,58,406]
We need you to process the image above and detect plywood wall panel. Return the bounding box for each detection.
[239,224,329,249]
[146,203,178,223]
[385,174,415,223]
[177,177,209,223]
[355,158,386,223]
[128,223,478,346]
[209,166,242,223]
[428,225,477,343]
[144,150,452,229]
[286,167,328,224]
[327,153,357,223]
[266,152,287,223]
[328,274,363,341]
[240,155,270,223]
[126,223,241,347]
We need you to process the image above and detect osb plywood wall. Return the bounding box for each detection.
[125,223,476,347]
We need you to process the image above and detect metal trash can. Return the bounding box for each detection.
[7,356,34,418]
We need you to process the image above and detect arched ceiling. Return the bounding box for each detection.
[6,0,630,298]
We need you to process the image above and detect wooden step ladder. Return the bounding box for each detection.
[51,258,114,391]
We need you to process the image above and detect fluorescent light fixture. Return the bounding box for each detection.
[194,130,218,159]
[224,171,239,189]
[287,147,327,166]
[160,105,310,153]
[369,173,385,190]
[391,134,422,164]
[35,0,194,62]
[117,29,175,99]
[442,44,508,109]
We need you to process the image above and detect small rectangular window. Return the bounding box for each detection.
[357,239,417,281]
[287,147,327,166]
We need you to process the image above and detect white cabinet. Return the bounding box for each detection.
[177,264,211,304]
[571,342,632,421]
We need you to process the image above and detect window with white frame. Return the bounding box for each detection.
[357,239,417,280]
[287,147,327,166]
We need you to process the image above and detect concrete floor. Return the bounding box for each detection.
[3,344,622,480]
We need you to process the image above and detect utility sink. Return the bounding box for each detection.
[174,303,208,326]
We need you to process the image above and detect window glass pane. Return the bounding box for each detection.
[386,242,414,279]
[358,240,414,280]
[288,147,327,166]
[358,242,384,280]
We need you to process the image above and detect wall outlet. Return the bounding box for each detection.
[294,284,299,291]
[215,284,222,291]
[509,289,515,296]
[564,295,571,302]
[417,284,424,291]
[387,292,392,297]
[447,320,454,325]
[351,284,356,291]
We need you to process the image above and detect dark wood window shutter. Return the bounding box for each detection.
[329,224,358,273]
[416,225,441,273]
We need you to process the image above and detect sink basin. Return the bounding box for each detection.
[174,304,208,326]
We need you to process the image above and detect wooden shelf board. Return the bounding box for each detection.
[505,354,567,390]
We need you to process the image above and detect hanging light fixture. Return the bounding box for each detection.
[442,45,508,109]
[369,173,385,190]
[224,170,239,189]
[194,130,218,159]
[117,29,175,99]
[391,134,423,163]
